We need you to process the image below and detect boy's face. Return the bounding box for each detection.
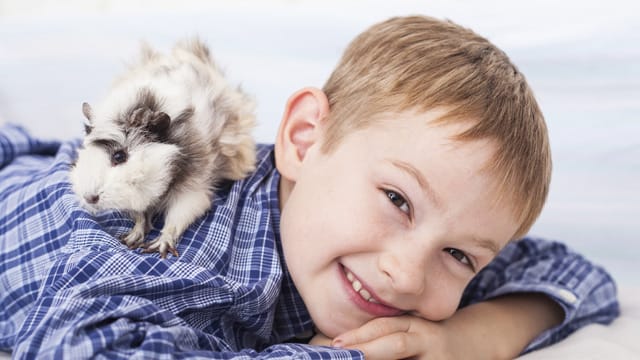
[278,103,519,338]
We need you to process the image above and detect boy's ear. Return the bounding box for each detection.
[275,87,329,181]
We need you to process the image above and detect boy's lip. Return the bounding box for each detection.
[339,264,404,317]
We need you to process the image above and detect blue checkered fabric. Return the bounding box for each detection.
[0,124,618,358]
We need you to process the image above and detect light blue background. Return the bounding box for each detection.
[1,0,638,286]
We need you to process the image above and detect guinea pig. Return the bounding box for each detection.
[69,38,256,258]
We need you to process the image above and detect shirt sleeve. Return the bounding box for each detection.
[12,249,363,360]
[0,124,60,169]
[460,236,620,354]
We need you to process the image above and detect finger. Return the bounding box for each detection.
[348,331,424,360]
[308,332,333,346]
[333,316,412,347]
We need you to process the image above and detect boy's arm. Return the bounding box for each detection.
[0,124,60,169]
[15,301,363,359]
[460,236,619,352]
[11,249,364,360]
[330,237,619,359]
[320,292,562,359]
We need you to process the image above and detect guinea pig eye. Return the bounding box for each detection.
[111,150,128,166]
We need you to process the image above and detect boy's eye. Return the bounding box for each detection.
[111,150,128,166]
[385,190,410,214]
[444,248,474,270]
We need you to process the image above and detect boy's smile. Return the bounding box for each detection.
[340,264,404,317]
[276,90,520,338]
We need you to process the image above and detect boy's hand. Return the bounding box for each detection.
[309,331,333,347]
[330,316,456,360]
[329,293,564,360]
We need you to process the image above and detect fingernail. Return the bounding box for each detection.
[332,338,343,348]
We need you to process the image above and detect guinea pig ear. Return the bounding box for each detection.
[147,111,171,141]
[82,102,94,135]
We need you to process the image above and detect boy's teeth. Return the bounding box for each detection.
[359,289,372,300]
[352,280,362,292]
[346,271,354,282]
[345,269,378,303]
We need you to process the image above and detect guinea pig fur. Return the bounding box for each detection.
[69,38,256,258]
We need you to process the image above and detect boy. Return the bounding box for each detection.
[0,15,618,359]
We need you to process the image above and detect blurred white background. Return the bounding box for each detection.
[1,0,638,286]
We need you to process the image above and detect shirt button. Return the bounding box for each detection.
[556,288,578,304]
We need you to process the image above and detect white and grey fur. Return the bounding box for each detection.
[70,39,256,258]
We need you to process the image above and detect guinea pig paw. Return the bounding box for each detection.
[120,230,146,250]
[141,236,179,259]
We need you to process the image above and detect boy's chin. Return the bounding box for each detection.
[312,315,366,339]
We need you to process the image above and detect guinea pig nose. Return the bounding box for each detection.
[84,194,100,204]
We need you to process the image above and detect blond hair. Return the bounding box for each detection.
[321,15,551,239]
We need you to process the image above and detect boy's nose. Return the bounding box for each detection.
[378,251,426,295]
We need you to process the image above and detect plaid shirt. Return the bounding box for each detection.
[0,124,619,359]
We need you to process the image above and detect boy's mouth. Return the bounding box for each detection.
[340,264,404,317]
[345,268,379,303]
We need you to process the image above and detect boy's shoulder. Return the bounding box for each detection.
[208,142,280,237]
[254,143,277,176]
[0,124,63,168]
[223,143,277,200]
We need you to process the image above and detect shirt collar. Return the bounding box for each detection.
[260,146,315,342]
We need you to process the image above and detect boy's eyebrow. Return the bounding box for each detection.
[389,159,443,209]
[473,236,501,256]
